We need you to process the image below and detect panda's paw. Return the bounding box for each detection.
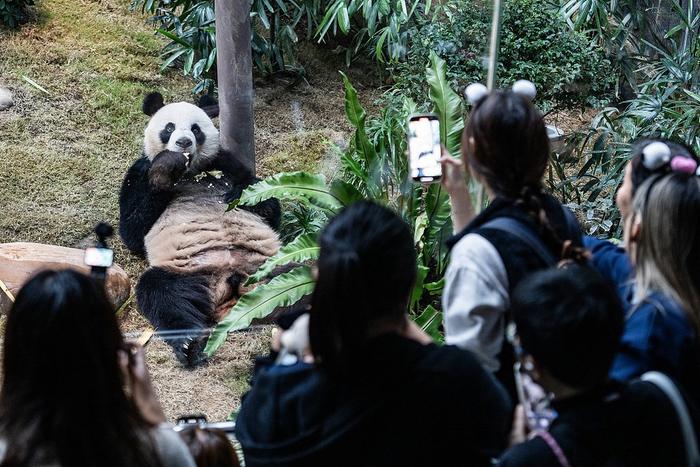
[149,150,188,191]
[172,335,208,368]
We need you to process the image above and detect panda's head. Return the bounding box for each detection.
[142,92,220,170]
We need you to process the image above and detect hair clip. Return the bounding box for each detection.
[670,155,698,174]
[642,142,672,170]
[512,80,537,102]
[464,83,488,106]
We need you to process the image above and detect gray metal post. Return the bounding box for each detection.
[215,0,256,173]
[476,0,504,211]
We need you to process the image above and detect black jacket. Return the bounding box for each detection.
[498,381,700,467]
[236,333,512,467]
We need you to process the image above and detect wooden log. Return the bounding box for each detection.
[0,243,131,314]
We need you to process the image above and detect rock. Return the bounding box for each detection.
[0,88,13,111]
[0,243,131,313]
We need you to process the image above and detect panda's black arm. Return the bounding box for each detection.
[118,157,174,255]
[213,151,282,231]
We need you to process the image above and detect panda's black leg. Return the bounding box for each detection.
[136,267,214,367]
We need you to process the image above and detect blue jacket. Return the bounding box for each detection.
[584,236,700,400]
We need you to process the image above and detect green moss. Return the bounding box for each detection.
[258,130,332,177]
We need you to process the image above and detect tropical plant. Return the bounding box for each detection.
[549,0,700,237]
[132,0,433,91]
[392,0,614,111]
[0,0,34,27]
[205,51,466,355]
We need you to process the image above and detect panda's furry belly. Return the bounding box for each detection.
[144,194,280,277]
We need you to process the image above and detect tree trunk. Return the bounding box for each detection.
[215,0,256,173]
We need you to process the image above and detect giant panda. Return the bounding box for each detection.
[119,92,281,366]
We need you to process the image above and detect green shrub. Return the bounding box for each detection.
[1,0,35,28]
[392,0,614,110]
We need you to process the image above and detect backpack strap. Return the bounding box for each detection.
[480,217,557,266]
[641,372,700,467]
[535,430,573,467]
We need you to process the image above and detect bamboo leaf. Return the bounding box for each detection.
[205,266,315,355]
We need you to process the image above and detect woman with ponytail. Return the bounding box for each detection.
[585,139,700,400]
[235,201,511,467]
[441,82,586,400]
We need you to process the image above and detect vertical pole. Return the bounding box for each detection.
[215,0,256,173]
[476,0,504,211]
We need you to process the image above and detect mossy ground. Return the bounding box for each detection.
[0,0,378,420]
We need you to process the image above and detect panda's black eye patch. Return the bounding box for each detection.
[192,123,205,145]
[159,123,176,144]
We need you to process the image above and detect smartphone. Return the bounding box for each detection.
[84,247,114,268]
[408,114,442,183]
[514,362,557,431]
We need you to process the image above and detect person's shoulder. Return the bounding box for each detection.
[420,343,484,373]
[631,293,694,335]
[152,424,197,467]
[449,233,504,277]
[498,436,557,467]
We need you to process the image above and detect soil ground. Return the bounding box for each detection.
[0,0,379,421]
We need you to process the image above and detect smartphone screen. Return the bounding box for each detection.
[408,115,442,182]
[84,247,114,268]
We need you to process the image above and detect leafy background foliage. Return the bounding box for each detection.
[0,0,35,27]
[549,0,700,238]
[392,0,614,110]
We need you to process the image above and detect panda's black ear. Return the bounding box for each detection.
[198,94,219,119]
[143,92,165,116]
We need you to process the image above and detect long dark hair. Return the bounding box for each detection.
[308,201,417,377]
[0,270,161,467]
[465,90,585,262]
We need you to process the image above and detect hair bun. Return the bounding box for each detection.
[642,141,672,170]
[464,83,489,105]
[512,80,537,102]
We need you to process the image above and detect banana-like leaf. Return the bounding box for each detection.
[423,183,452,271]
[245,234,320,285]
[340,71,379,195]
[413,305,443,343]
[205,266,315,355]
[230,172,344,212]
[410,264,430,309]
[330,179,366,206]
[426,50,464,156]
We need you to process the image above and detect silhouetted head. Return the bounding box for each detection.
[512,266,623,390]
[178,426,240,467]
[463,89,550,197]
[0,269,159,466]
[309,201,416,377]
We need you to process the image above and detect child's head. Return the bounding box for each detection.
[616,138,698,219]
[512,266,624,391]
[463,89,550,198]
[309,201,416,375]
[178,426,240,467]
[630,170,700,330]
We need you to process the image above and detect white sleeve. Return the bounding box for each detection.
[152,424,197,467]
[442,233,509,372]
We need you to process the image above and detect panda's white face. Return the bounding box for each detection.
[144,102,220,171]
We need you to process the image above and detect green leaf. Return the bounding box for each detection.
[245,234,320,285]
[413,305,443,342]
[426,50,464,155]
[231,172,344,212]
[330,179,366,206]
[410,264,430,308]
[156,28,192,48]
[338,5,350,34]
[205,266,315,355]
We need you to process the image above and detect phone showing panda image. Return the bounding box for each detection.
[408,114,442,183]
